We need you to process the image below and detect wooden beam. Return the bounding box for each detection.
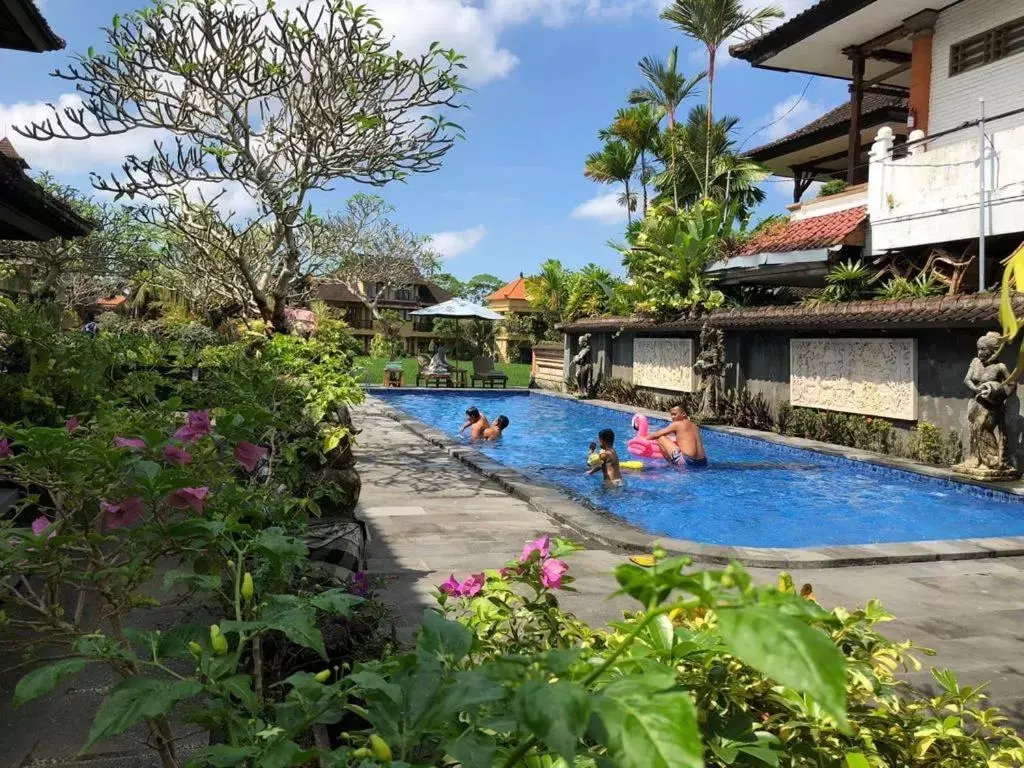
[847,54,865,185]
[843,23,909,57]
[862,61,912,89]
[870,48,912,64]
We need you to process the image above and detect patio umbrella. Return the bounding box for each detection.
[411,298,503,375]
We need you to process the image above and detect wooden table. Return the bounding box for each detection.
[450,368,468,388]
[384,366,405,387]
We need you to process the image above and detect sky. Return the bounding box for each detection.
[2,0,850,282]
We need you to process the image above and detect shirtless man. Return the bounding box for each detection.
[482,415,509,441]
[459,406,490,440]
[649,405,708,468]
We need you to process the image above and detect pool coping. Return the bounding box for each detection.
[365,390,1024,569]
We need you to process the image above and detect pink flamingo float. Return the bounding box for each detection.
[627,413,673,459]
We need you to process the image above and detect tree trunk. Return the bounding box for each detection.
[705,46,716,199]
[625,179,633,225]
[640,151,648,216]
[669,108,679,211]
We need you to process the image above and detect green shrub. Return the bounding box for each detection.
[817,178,848,197]
[369,332,402,360]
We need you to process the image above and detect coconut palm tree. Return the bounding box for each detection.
[600,105,662,216]
[584,140,640,225]
[628,47,705,209]
[525,259,573,330]
[661,0,783,195]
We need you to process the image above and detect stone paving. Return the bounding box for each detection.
[358,402,1024,726]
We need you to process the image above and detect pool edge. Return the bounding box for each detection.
[365,394,1024,569]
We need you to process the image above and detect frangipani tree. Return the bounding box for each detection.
[18,0,465,331]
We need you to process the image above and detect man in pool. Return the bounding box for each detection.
[482,415,509,441]
[649,405,708,468]
[459,406,490,440]
[587,428,624,487]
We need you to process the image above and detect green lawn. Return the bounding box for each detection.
[354,356,532,388]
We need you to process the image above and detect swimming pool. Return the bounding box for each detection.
[376,390,1024,548]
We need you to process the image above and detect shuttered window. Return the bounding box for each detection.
[950,15,1024,76]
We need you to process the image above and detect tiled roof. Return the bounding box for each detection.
[749,94,907,159]
[558,292,1022,333]
[0,138,28,169]
[0,153,94,240]
[736,206,866,257]
[0,0,65,52]
[487,275,528,302]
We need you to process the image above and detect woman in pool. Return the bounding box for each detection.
[482,415,509,441]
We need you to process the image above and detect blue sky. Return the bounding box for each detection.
[3,0,848,282]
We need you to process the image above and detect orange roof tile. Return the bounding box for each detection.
[487,275,528,302]
[738,206,867,257]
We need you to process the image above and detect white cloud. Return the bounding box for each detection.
[570,190,627,223]
[761,93,826,141]
[428,225,487,258]
[0,94,161,174]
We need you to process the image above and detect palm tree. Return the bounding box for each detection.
[652,105,767,215]
[584,140,639,225]
[628,47,705,209]
[525,259,572,330]
[600,105,661,216]
[661,0,783,195]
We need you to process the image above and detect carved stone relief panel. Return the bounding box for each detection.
[790,338,917,420]
[633,338,695,392]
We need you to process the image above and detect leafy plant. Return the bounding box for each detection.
[817,179,848,198]
[876,272,945,300]
[807,260,875,304]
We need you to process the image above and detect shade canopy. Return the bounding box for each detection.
[410,297,503,321]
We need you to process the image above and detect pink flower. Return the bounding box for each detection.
[167,486,209,514]
[31,516,52,536]
[458,573,486,597]
[234,441,268,472]
[0,437,10,459]
[173,410,212,444]
[350,571,369,597]
[163,445,192,466]
[440,575,460,596]
[499,567,511,579]
[520,535,551,563]
[540,559,569,590]
[114,436,146,451]
[102,497,145,529]
[66,417,80,434]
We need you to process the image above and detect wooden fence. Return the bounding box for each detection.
[531,343,565,391]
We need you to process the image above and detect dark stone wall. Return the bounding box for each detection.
[570,326,1024,465]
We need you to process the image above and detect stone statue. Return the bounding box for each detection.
[694,324,726,422]
[571,333,601,398]
[424,343,452,374]
[953,331,1020,481]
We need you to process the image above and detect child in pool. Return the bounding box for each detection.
[459,406,489,440]
[587,428,623,488]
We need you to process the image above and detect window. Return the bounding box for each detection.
[394,286,413,301]
[949,15,1024,76]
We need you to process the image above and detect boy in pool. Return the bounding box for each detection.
[459,406,490,440]
[649,404,708,468]
[587,428,624,487]
[483,415,509,441]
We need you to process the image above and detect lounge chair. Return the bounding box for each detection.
[415,358,453,388]
[471,356,508,389]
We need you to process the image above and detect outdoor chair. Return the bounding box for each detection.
[471,356,508,389]
[415,358,453,388]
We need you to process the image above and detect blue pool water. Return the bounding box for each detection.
[377,390,1024,548]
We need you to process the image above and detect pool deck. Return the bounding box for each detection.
[356,399,1024,726]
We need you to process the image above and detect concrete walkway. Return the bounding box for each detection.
[357,401,1024,726]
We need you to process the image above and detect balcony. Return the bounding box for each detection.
[411,317,435,333]
[868,122,1024,255]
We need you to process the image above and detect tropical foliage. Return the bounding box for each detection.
[526,260,619,328]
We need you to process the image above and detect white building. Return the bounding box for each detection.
[732,0,1024,288]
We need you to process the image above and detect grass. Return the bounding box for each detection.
[353,356,532,388]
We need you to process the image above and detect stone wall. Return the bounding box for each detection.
[567,326,1024,464]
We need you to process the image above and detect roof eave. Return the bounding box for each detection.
[729,0,880,67]
[749,105,907,161]
[1,0,66,52]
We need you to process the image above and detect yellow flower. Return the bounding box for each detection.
[369,734,393,763]
[210,624,229,655]
[314,669,331,683]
